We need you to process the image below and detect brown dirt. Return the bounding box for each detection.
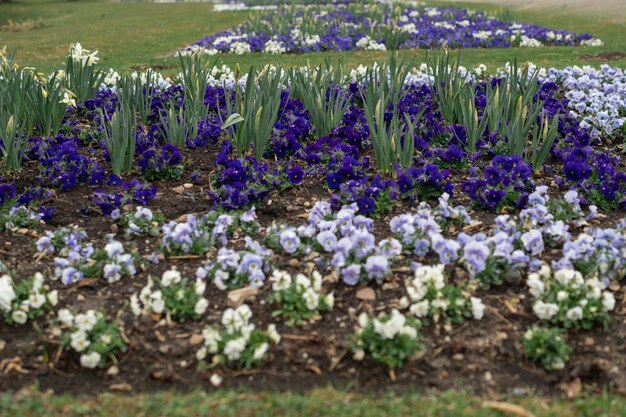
[1,144,626,397]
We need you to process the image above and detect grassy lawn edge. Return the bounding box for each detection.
[2,386,626,417]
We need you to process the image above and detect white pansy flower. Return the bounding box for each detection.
[70,331,90,352]
[0,275,15,312]
[311,270,323,291]
[526,273,545,297]
[28,293,46,309]
[295,274,311,290]
[58,308,74,327]
[12,310,27,324]
[223,337,246,361]
[324,293,334,309]
[74,311,98,332]
[47,290,58,306]
[303,287,319,311]
[252,342,269,361]
[79,351,101,369]
[161,270,181,287]
[130,294,142,316]
[270,270,292,291]
[194,298,209,316]
[533,300,559,320]
[194,279,206,296]
[400,325,418,340]
[602,292,616,311]
[151,298,165,314]
[410,300,430,318]
[566,306,583,321]
[267,324,281,344]
[470,297,485,320]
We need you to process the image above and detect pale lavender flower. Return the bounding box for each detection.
[244,236,272,256]
[353,215,374,231]
[377,238,402,258]
[351,229,375,258]
[240,207,257,223]
[308,201,332,225]
[413,239,430,257]
[62,267,84,285]
[217,248,240,268]
[316,230,337,252]
[463,240,490,275]
[279,229,300,254]
[437,239,461,264]
[36,236,52,253]
[104,240,124,258]
[135,207,153,221]
[335,236,353,254]
[331,252,347,269]
[521,230,544,255]
[103,264,122,283]
[341,264,362,286]
[238,253,263,275]
[365,255,389,281]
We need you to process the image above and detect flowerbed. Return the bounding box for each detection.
[184,3,602,55]
[1,44,626,395]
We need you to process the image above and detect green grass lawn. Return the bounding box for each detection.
[0,0,625,73]
[2,387,626,417]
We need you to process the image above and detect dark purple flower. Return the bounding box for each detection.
[286,166,304,185]
[0,182,17,206]
[398,175,412,194]
[563,161,592,182]
[357,196,376,215]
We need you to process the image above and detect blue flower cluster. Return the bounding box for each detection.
[186,4,600,55]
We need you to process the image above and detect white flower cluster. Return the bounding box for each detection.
[270,269,334,312]
[178,44,220,57]
[349,61,485,89]
[516,35,543,47]
[290,28,320,49]
[472,30,491,40]
[196,304,281,365]
[528,265,616,327]
[355,36,387,51]
[497,61,548,81]
[229,41,252,55]
[263,39,287,54]
[434,21,455,30]
[56,309,124,369]
[0,273,58,324]
[0,275,14,314]
[68,43,99,66]
[213,3,278,12]
[130,270,209,319]
[400,264,484,322]
[357,309,417,341]
[580,38,604,47]
[100,67,172,91]
[399,23,417,33]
